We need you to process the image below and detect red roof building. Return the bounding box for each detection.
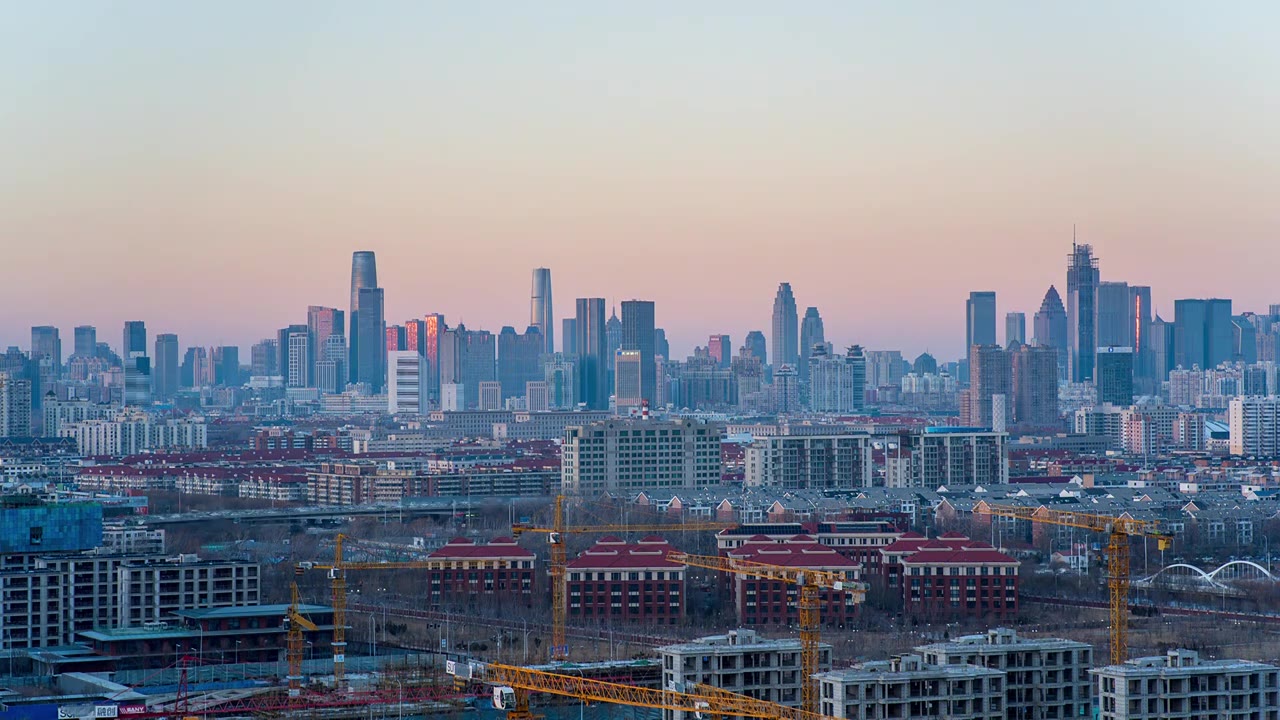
[425,537,536,608]
[725,535,864,627]
[879,532,1019,620]
[566,536,686,625]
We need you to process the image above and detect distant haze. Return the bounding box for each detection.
[2,3,1277,359]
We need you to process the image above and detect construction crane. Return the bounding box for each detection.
[283,582,318,698]
[670,551,865,716]
[511,494,733,661]
[296,533,442,685]
[450,658,836,720]
[982,503,1172,665]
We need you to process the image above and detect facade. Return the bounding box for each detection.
[387,350,427,413]
[772,283,799,367]
[425,536,536,608]
[561,318,577,355]
[497,325,544,401]
[74,325,97,358]
[966,345,1011,429]
[576,298,609,410]
[530,267,554,354]
[60,414,208,456]
[818,654,1005,720]
[1096,346,1135,406]
[916,628,1093,720]
[305,461,423,505]
[1066,242,1099,382]
[745,331,768,366]
[543,353,578,409]
[660,630,830,719]
[348,250,378,384]
[478,381,502,410]
[355,287,386,391]
[1011,344,1059,428]
[0,371,33,437]
[744,434,873,489]
[566,536,686,624]
[1092,649,1280,720]
[1004,312,1026,347]
[123,352,151,407]
[621,300,657,404]
[440,325,497,410]
[708,334,732,368]
[902,428,1008,489]
[307,305,344,385]
[716,521,904,578]
[880,532,1019,620]
[1096,281,1134,347]
[726,534,863,626]
[809,346,867,413]
[123,320,147,357]
[615,349,644,413]
[1229,396,1280,456]
[561,418,724,496]
[966,292,998,367]
[286,328,310,388]
[1174,298,1233,371]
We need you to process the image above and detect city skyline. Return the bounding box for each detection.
[3,4,1279,358]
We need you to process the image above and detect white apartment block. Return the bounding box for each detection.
[1092,649,1280,720]
[904,428,1009,489]
[387,351,427,414]
[916,628,1092,720]
[818,654,1005,720]
[1230,396,1280,456]
[60,414,207,456]
[744,434,873,489]
[659,629,831,720]
[561,418,724,496]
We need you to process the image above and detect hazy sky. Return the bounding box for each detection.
[2,3,1277,360]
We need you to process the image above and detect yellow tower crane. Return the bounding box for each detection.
[668,551,866,716]
[511,494,733,661]
[450,658,838,720]
[283,582,318,699]
[981,504,1172,665]
[296,533,442,685]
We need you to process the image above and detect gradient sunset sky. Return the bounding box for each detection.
[2,3,1277,359]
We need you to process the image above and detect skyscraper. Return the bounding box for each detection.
[744,331,767,365]
[355,287,386,391]
[123,353,151,407]
[348,250,378,384]
[653,328,670,361]
[531,268,554,355]
[439,324,496,409]
[965,292,997,367]
[1174,298,1233,370]
[250,339,279,378]
[0,371,32,437]
[1033,285,1068,379]
[1233,316,1258,363]
[771,283,799,367]
[1129,285,1153,386]
[316,334,347,393]
[213,346,239,387]
[1096,346,1134,406]
[123,321,147,358]
[708,335,731,369]
[1066,242,1099,382]
[386,325,407,353]
[286,328,311,388]
[308,306,344,384]
[404,319,426,356]
[153,333,179,401]
[1149,316,1175,382]
[1011,344,1059,428]
[73,326,96,359]
[799,307,825,382]
[387,351,427,414]
[809,345,867,413]
[575,298,608,410]
[966,344,1011,429]
[1096,281,1133,348]
[30,326,61,375]
[605,307,622,372]
[422,313,447,408]
[1005,312,1026,347]
[498,326,545,400]
[562,319,578,356]
[620,300,657,403]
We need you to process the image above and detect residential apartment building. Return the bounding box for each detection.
[744,434,873,489]
[1230,396,1280,456]
[901,428,1009,489]
[60,413,208,456]
[880,532,1019,620]
[561,418,724,497]
[305,461,425,505]
[425,536,536,608]
[1093,649,1280,720]
[716,520,904,578]
[724,534,864,626]
[817,654,1005,720]
[565,536,686,625]
[916,628,1092,720]
[659,630,831,720]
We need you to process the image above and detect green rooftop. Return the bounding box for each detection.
[173,603,331,620]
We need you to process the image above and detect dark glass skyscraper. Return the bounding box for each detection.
[348,250,379,384]
[531,268,554,355]
[744,331,767,366]
[153,333,179,400]
[620,300,656,403]
[965,291,997,368]
[771,283,798,367]
[123,321,147,357]
[355,287,386,391]
[653,328,670,361]
[1066,242,1099,382]
[1096,346,1134,405]
[73,325,96,359]
[799,307,824,382]
[1034,285,1068,378]
[308,306,344,385]
[1174,298,1232,370]
[1096,281,1133,347]
[575,298,608,410]
[30,326,61,371]
[562,319,577,356]
[423,313,446,408]
[498,325,544,399]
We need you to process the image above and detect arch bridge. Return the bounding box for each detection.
[1135,560,1278,596]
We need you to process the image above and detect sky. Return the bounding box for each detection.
[2,2,1278,360]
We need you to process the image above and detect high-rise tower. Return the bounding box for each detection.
[355,287,386,391]
[531,268,554,355]
[348,251,379,384]
[575,299,608,410]
[1066,241,1099,382]
[799,307,825,382]
[966,292,997,368]
[1033,285,1068,378]
[153,333,180,401]
[620,300,656,403]
[123,321,147,358]
[771,283,799,367]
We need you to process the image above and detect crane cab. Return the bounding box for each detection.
[693,701,710,719]
[493,687,517,710]
[1156,536,1173,551]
